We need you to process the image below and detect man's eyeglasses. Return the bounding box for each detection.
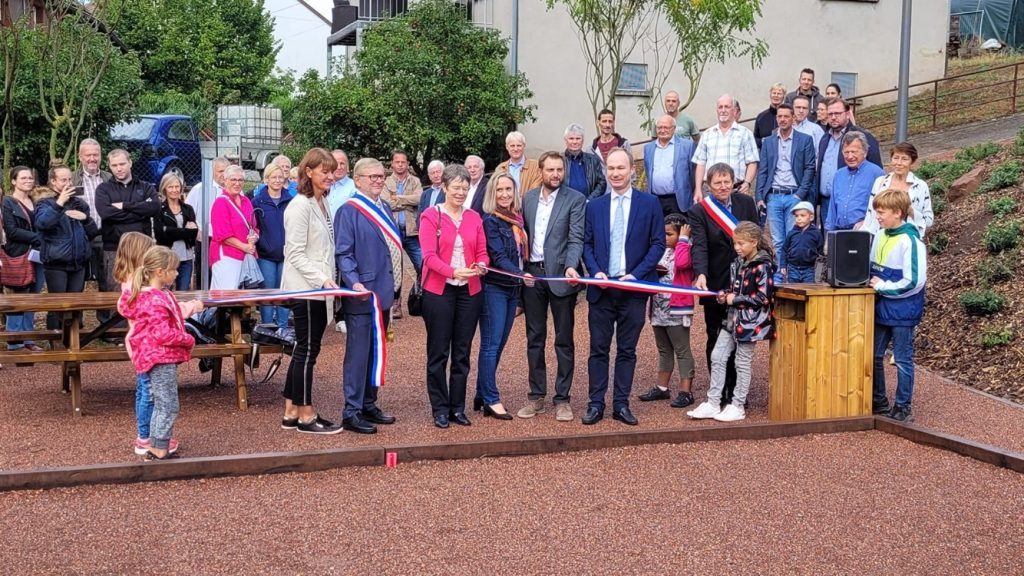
[360,174,386,181]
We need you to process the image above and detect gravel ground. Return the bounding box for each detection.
[2,300,1023,470]
[0,431,1021,575]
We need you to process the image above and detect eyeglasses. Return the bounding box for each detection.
[227,177,245,183]
[360,174,386,181]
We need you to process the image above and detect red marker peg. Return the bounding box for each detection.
[385,452,398,468]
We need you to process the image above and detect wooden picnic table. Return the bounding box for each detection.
[0,289,287,417]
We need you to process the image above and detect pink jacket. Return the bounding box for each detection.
[419,206,489,296]
[119,288,195,374]
[210,192,257,265]
[670,238,695,315]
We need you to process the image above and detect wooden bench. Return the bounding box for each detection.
[0,290,287,417]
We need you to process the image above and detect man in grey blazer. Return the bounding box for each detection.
[517,151,586,422]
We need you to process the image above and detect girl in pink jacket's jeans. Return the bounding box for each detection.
[119,246,200,460]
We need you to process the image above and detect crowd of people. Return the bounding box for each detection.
[0,67,930,457]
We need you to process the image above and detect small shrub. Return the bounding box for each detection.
[977,255,1014,284]
[1014,126,1024,155]
[916,160,943,180]
[987,196,1016,217]
[958,289,1006,316]
[979,326,1014,348]
[932,196,947,217]
[978,160,1023,194]
[929,179,947,197]
[983,219,1021,253]
[928,232,949,255]
[956,142,1001,164]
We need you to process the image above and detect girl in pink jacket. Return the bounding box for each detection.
[637,213,696,408]
[119,246,199,460]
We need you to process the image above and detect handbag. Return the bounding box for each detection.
[219,195,264,289]
[408,206,441,317]
[0,200,36,288]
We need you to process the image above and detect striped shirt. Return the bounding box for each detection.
[693,123,759,178]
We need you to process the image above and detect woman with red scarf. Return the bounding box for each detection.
[473,172,531,420]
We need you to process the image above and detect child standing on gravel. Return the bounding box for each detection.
[115,232,201,456]
[688,222,776,423]
[119,246,198,460]
[868,188,927,423]
[637,213,696,409]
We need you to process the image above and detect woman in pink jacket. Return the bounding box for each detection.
[209,165,259,290]
[419,164,489,429]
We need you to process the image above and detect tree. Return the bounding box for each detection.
[34,0,143,164]
[288,0,534,174]
[1,3,25,185]
[661,0,768,110]
[546,0,658,130]
[112,0,278,104]
[1,1,142,178]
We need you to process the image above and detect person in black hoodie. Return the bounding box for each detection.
[94,149,160,294]
[152,173,198,290]
[35,165,100,329]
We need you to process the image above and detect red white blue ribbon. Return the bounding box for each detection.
[206,288,388,387]
[702,195,738,238]
[346,194,403,249]
[480,266,715,297]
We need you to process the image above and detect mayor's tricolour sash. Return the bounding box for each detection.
[702,195,738,238]
[347,194,402,249]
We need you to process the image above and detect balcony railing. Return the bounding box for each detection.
[328,0,495,47]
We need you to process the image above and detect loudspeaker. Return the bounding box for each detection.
[825,230,872,287]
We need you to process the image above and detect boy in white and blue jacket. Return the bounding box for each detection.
[868,188,927,422]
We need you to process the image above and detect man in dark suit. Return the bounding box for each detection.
[817,97,882,226]
[690,163,759,406]
[517,151,587,422]
[582,148,666,426]
[465,155,489,214]
[335,158,400,434]
[755,103,817,268]
[417,160,446,219]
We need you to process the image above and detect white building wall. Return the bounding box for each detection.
[497,0,949,156]
[267,0,333,77]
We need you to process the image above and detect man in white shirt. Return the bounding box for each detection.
[464,155,489,213]
[692,94,759,203]
[517,151,586,422]
[327,149,355,219]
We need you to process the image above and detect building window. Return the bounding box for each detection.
[831,72,858,98]
[617,63,649,97]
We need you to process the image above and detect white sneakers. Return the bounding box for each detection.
[687,401,746,422]
[336,321,347,334]
[687,401,721,419]
[714,404,746,422]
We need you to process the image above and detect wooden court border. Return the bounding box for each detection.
[0,416,1019,492]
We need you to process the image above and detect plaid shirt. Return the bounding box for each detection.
[693,123,759,178]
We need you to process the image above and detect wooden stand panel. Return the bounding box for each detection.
[769,284,875,421]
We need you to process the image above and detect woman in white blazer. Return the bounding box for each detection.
[279,148,343,435]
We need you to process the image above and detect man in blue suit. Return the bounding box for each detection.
[335,158,400,434]
[643,115,696,216]
[582,148,666,426]
[755,103,818,266]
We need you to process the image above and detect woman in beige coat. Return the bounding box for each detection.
[279,148,342,435]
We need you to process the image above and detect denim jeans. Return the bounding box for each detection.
[402,233,424,277]
[767,193,799,268]
[6,261,45,349]
[787,265,816,283]
[475,283,519,405]
[148,363,179,451]
[707,330,757,407]
[175,259,194,291]
[256,258,289,329]
[873,324,916,408]
[135,372,153,439]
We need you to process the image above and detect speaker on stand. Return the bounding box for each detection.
[824,230,872,288]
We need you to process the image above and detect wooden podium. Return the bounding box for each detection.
[769,284,876,421]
